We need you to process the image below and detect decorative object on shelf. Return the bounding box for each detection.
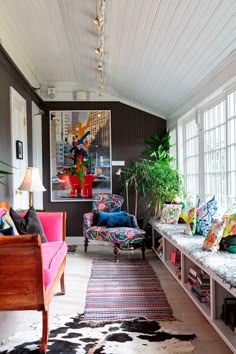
[18,167,46,208]
[50,110,111,201]
[16,140,23,159]
[93,0,106,96]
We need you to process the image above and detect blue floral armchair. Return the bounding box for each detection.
[83,193,145,260]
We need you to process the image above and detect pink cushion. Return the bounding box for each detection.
[41,241,67,290]
[37,212,64,242]
[18,212,64,242]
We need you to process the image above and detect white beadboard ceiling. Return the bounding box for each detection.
[0,0,236,119]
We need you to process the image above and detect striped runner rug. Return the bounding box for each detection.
[83,259,175,321]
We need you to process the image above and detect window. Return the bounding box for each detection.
[169,128,177,168]
[184,118,199,195]
[227,90,236,207]
[203,100,227,209]
[177,85,236,212]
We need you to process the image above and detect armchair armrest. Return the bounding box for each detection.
[126,213,139,228]
[83,212,94,237]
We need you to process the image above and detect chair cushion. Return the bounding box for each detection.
[41,241,67,290]
[85,226,145,248]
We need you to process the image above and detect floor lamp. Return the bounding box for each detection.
[116,168,129,213]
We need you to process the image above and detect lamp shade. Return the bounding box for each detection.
[18,167,46,192]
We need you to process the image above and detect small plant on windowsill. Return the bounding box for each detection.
[0,160,15,185]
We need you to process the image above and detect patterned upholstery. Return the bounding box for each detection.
[83,193,145,260]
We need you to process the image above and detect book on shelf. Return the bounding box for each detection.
[171,249,181,265]
[189,267,198,278]
[197,273,210,286]
[191,286,206,303]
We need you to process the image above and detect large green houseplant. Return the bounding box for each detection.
[141,159,184,218]
[119,132,184,220]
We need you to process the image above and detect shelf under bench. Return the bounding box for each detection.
[150,220,236,354]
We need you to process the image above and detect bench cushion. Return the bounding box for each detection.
[42,241,67,290]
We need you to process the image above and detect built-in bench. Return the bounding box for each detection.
[151,220,236,354]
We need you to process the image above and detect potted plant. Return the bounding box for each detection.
[119,131,184,221]
[141,159,184,218]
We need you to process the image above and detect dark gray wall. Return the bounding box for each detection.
[0,45,44,204]
[0,45,166,236]
[43,102,166,235]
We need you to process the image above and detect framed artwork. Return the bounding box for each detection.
[16,140,23,159]
[50,110,112,201]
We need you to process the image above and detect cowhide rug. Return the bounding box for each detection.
[0,314,196,354]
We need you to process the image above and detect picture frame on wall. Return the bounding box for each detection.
[49,110,112,202]
[16,140,23,160]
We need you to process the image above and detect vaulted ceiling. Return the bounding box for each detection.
[0,0,236,119]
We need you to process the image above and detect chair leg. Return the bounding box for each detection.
[113,244,119,262]
[84,238,89,253]
[60,272,65,295]
[141,241,145,260]
[40,310,49,353]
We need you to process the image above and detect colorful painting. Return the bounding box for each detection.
[50,110,111,201]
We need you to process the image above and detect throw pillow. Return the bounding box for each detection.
[97,211,126,226]
[222,204,236,237]
[93,206,121,225]
[180,207,197,235]
[1,211,19,235]
[160,204,182,224]
[196,195,218,236]
[203,219,225,252]
[0,226,14,235]
[107,214,133,228]
[220,235,236,253]
[10,207,48,243]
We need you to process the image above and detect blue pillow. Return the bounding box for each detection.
[0,227,14,235]
[97,211,126,226]
[107,214,133,228]
[110,207,121,212]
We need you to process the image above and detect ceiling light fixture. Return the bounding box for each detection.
[93,0,106,97]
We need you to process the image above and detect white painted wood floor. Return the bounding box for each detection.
[0,240,233,353]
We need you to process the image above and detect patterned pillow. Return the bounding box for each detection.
[0,226,14,235]
[196,195,218,236]
[222,204,236,237]
[180,208,196,235]
[0,210,19,235]
[203,219,225,252]
[160,204,182,224]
